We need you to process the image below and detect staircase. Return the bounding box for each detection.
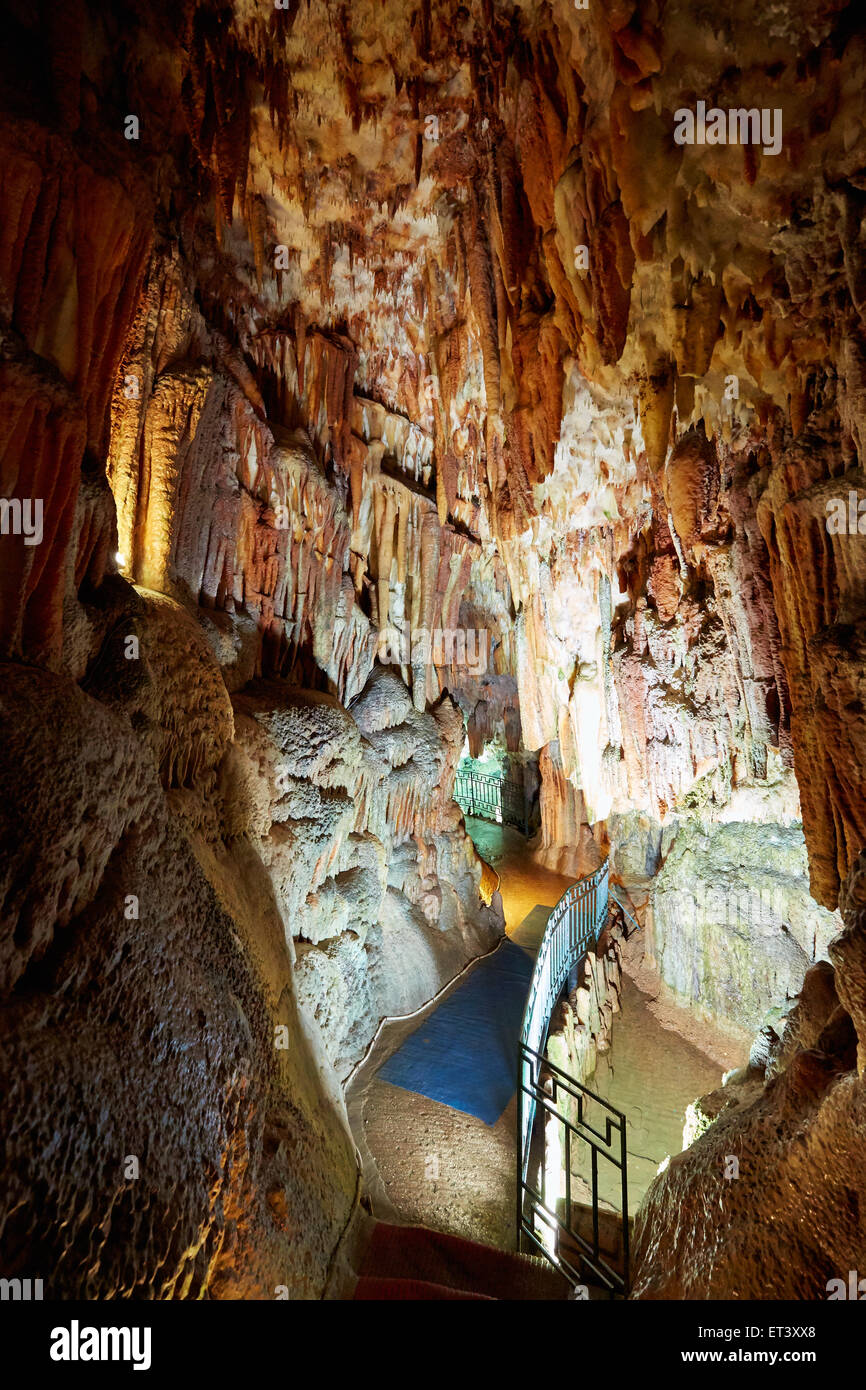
[353,1221,570,1300]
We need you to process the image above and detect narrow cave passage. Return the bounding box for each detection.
[348,817,576,1254]
[350,808,732,1276]
[2,0,866,1341]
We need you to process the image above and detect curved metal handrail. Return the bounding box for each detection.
[518,858,609,1181]
[517,857,630,1294]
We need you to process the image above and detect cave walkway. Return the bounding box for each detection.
[348,818,726,1281]
[347,819,574,1253]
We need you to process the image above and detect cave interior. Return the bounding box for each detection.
[2,0,866,1309]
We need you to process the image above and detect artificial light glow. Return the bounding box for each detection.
[541,1108,563,1260]
[115,552,127,567]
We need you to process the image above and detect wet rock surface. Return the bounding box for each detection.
[2,0,866,1300]
[632,855,866,1301]
[648,817,840,1038]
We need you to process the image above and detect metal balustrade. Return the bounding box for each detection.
[517,858,630,1295]
[453,766,530,833]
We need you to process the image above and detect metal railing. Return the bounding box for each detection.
[518,1046,629,1295]
[453,767,529,833]
[519,859,609,1162]
[517,858,630,1295]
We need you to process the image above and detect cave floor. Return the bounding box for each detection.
[347,820,731,1252]
[347,820,567,1250]
[465,817,575,942]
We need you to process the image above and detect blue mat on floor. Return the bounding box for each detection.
[378,940,535,1125]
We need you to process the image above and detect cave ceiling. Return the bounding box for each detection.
[2,0,866,905]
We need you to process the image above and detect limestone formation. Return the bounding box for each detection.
[1,0,866,1304]
[632,855,866,1301]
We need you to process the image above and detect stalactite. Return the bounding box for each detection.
[465,187,501,421]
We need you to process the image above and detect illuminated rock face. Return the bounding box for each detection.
[647,818,840,1041]
[231,667,502,1075]
[5,0,866,893]
[1,0,866,1298]
[0,647,359,1299]
[632,853,866,1301]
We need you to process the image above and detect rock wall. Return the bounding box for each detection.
[547,918,625,1087]
[2,0,866,1302]
[0,628,359,1299]
[231,666,501,1076]
[3,1,865,868]
[0,0,508,1298]
[533,740,606,879]
[632,852,866,1300]
[5,0,863,903]
[647,815,840,1041]
[0,555,500,1297]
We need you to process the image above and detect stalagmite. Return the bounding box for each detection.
[2,0,866,1322]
